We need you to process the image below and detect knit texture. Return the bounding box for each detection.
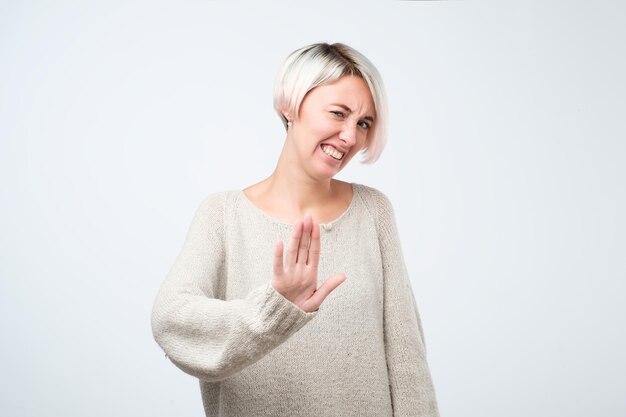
[151,183,439,417]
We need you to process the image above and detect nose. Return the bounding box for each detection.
[338,122,357,146]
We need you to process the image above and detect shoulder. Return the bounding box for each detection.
[353,184,402,247]
[189,190,240,234]
[196,190,240,213]
[353,183,395,219]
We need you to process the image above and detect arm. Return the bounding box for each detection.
[150,193,315,382]
[374,191,440,417]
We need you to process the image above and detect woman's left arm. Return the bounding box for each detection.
[374,190,440,417]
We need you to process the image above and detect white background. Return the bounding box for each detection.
[1,1,625,416]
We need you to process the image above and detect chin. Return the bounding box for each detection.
[311,162,342,180]
[310,148,353,180]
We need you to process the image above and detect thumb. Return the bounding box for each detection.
[302,273,347,312]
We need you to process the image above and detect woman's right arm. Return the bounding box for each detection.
[150,193,315,382]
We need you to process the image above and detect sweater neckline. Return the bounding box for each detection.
[237,183,360,229]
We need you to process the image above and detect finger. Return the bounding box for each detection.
[307,218,320,267]
[286,219,303,266]
[297,213,312,264]
[304,273,347,311]
[273,240,284,277]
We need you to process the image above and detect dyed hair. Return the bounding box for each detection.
[273,42,388,164]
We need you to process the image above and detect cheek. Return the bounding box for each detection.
[358,130,369,149]
[347,139,366,161]
[304,116,332,138]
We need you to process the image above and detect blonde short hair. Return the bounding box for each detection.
[273,43,388,164]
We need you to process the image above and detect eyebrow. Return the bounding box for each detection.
[332,104,375,122]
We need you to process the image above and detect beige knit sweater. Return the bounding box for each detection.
[151,183,439,416]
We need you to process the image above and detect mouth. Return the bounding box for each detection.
[320,144,345,161]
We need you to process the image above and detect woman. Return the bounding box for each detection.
[151,42,439,417]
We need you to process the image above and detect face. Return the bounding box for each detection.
[285,75,376,180]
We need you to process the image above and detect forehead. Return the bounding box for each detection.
[303,76,375,116]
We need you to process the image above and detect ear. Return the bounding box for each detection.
[281,110,292,129]
[279,104,290,121]
[281,96,298,117]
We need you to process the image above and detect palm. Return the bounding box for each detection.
[271,213,346,312]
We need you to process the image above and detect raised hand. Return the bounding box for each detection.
[271,213,346,313]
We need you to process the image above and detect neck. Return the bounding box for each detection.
[242,132,357,225]
[259,139,339,215]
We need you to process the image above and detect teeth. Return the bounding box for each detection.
[321,144,344,160]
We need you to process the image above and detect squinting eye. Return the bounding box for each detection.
[330,111,345,118]
[358,121,370,130]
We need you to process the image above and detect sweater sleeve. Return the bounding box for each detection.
[373,190,440,417]
[151,193,316,382]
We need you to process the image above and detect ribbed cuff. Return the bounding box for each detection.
[251,283,317,336]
